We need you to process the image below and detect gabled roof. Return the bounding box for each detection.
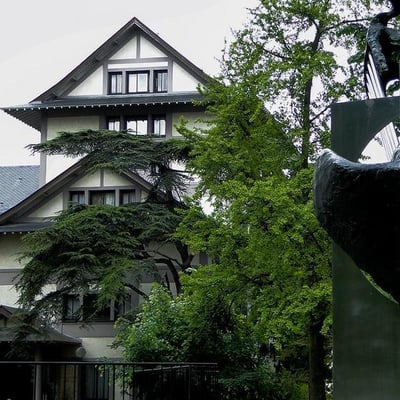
[33,17,209,102]
[0,158,154,231]
[2,17,209,131]
[0,166,40,214]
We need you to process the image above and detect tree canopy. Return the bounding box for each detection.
[16,132,195,325]
[13,0,384,398]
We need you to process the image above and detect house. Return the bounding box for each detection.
[0,17,209,363]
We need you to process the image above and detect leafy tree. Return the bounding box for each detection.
[14,1,381,398]
[16,131,194,322]
[116,283,296,400]
[174,0,379,397]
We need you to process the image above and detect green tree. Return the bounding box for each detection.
[175,0,377,396]
[16,131,194,322]
[116,283,294,399]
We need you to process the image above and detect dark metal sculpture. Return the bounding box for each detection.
[314,1,400,304]
[314,149,400,302]
[365,0,400,94]
[313,3,400,397]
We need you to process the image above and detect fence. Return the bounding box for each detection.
[0,361,219,400]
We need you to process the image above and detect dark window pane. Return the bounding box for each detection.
[114,297,132,319]
[137,72,148,92]
[154,70,168,92]
[83,294,111,322]
[70,191,85,204]
[120,190,136,205]
[63,294,80,321]
[109,72,122,94]
[107,118,120,131]
[127,71,149,93]
[127,118,148,135]
[90,191,115,205]
[153,116,166,136]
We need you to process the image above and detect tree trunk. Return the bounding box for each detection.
[309,318,326,400]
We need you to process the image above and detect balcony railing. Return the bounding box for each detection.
[0,361,219,400]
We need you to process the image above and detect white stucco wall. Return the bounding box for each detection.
[72,171,102,188]
[28,193,63,218]
[81,337,123,360]
[0,235,23,269]
[172,111,209,136]
[103,170,132,187]
[110,36,137,60]
[140,36,166,58]
[46,116,100,182]
[172,62,200,92]
[0,285,19,307]
[68,66,104,96]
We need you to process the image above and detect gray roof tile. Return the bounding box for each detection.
[0,166,40,214]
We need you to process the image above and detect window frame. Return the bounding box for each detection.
[120,189,137,205]
[107,67,169,95]
[89,190,116,206]
[152,115,167,136]
[154,69,168,93]
[62,294,81,321]
[126,116,149,135]
[69,190,85,205]
[66,187,140,209]
[107,117,121,131]
[108,72,123,94]
[127,71,150,94]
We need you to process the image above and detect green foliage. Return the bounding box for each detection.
[171,0,376,394]
[28,130,192,201]
[16,201,186,322]
[15,1,382,397]
[115,285,186,362]
[116,284,299,400]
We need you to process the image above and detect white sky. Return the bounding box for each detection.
[0,0,258,166]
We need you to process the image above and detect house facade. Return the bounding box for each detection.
[0,17,209,363]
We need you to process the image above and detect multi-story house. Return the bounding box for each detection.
[0,16,209,367]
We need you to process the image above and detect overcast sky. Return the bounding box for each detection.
[0,0,258,165]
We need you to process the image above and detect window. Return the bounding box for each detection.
[90,191,116,206]
[107,118,120,131]
[120,189,136,205]
[127,71,149,93]
[107,69,168,95]
[154,70,168,92]
[108,72,122,94]
[114,297,132,319]
[70,191,85,204]
[127,117,148,135]
[83,293,112,322]
[63,294,80,321]
[69,189,138,207]
[153,116,166,136]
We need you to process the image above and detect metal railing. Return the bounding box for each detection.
[0,361,219,400]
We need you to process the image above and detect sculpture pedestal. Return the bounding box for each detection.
[328,97,400,399]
